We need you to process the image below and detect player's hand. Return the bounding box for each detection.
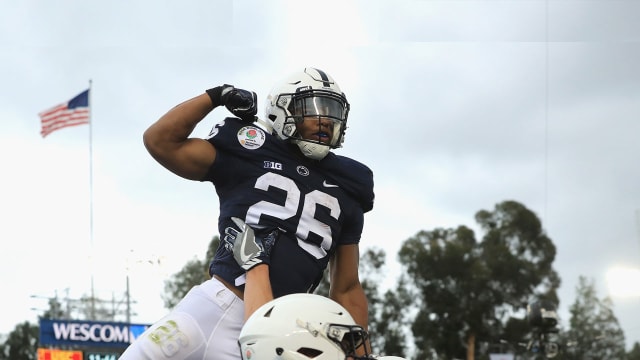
[222,217,276,271]
[221,86,257,122]
[206,84,257,122]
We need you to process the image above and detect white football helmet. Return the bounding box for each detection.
[238,293,371,360]
[265,68,350,160]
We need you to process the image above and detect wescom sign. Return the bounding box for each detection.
[39,319,150,348]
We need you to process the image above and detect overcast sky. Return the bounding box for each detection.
[1,0,639,352]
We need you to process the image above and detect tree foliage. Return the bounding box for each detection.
[562,276,626,360]
[0,322,38,360]
[398,200,560,359]
[400,225,488,359]
[374,276,412,357]
[475,201,560,307]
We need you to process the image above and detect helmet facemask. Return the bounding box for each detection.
[325,323,371,359]
[265,68,350,160]
[274,89,349,160]
[292,319,371,360]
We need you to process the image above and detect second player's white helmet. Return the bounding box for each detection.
[265,68,350,160]
[238,293,370,360]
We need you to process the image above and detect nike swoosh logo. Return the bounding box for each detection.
[323,180,339,188]
[239,231,252,261]
[231,217,256,262]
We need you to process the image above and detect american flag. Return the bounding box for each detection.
[39,89,90,138]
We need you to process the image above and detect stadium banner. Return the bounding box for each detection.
[39,319,150,348]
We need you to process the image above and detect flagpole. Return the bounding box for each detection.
[88,79,96,320]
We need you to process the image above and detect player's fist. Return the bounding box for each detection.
[221,86,258,121]
[223,217,277,271]
[206,84,257,122]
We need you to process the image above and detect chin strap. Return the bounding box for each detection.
[294,140,330,160]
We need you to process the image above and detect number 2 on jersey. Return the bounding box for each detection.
[245,172,341,259]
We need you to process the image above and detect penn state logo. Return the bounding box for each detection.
[237,126,266,150]
[297,166,310,176]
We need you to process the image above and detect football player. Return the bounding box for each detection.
[119,68,374,360]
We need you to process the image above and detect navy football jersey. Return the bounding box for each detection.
[203,117,374,297]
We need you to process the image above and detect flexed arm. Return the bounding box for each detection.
[143,85,257,180]
[143,94,217,180]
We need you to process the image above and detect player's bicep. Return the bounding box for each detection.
[148,137,216,181]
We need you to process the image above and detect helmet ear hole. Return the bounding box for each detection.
[297,347,323,357]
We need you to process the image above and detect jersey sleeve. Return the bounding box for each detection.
[204,117,239,155]
[338,206,365,246]
[201,117,247,184]
[327,154,375,213]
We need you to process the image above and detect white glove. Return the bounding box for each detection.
[223,217,275,271]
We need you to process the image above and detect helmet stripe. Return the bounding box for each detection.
[313,68,331,87]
